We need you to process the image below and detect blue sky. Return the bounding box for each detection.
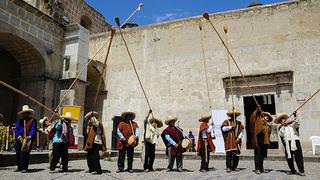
[85,0,287,26]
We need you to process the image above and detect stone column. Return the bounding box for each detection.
[60,24,89,150]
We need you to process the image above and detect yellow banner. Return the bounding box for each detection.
[62,106,81,124]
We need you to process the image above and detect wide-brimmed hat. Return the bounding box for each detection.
[39,116,49,124]
[226,110,241,117]
[62,112,76,121]
[149,118,163,128]
[274,112,288,124]
[121,111,136,120]
[18,105,35,115]
[199,115,211,122]
[165,115,178,125]
[262,112,273,122]
[84,111,99,120]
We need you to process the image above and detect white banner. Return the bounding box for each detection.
[212,109,228,154]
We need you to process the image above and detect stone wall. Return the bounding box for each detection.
[22,0,111,33]
[89,0,320,151]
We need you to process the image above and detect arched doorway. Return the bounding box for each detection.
[80,15,92,31]
[0,32,46,125]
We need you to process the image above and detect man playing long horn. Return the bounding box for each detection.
[197,115,215,173]
[84,111,106,175]
[221,110,244,173]
[14,105,37,173]
[275,111,305,176]
[250,107,273,175]
[143,110,163,172]
[116,111,139,173]
[161,116,185,172]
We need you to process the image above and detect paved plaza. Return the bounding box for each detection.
[0,158,319,180]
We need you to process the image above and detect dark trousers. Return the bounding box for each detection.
[167,147,183,170]
[117,146,134,170]
[199,142,210,170]
[144,142,155,170]
[226,151,239,170]
[15,140,33,171]
[50,143,69,171]
[87,143,102,173]
[284,140,304,173]
[254,143,268,171]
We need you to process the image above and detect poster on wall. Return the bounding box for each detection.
[212,109,228,154]
[62,106,81,149]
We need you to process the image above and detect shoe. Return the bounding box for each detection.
[85,170,93,173]
[226,168,231,173]
[286,171,296,175]
[92,171,102,175]
[21,170,27,173]
[62,169,68,173]
[49,170,55,173]
[166,168,172,172]
[298,172,306,176]
[200,169,207,173]
[116,169,123,173]
[144,169,149,173]
[149,168,154,172]
[232,168,240,172]
[255,170,261,175]
[128,169,133,173]
[14,169,22,172]
[178,168,183,172]
[262,169,269,173]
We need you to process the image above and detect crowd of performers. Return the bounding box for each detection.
[13,104,305,176]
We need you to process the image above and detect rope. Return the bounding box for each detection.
[203,13,261,111]
[224,25,236,120]
[115,19,155,120]
[92,27,117,109]
[199,24,213,110]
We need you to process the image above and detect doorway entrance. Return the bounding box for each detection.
[244,94,278,149]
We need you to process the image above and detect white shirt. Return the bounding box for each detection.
[278,117,300,159]
[145,123,160,144]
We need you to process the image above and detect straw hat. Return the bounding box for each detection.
[62,112,76,121]
[149,118,163,128]
[165,115,178,125]
[199,115,211,122]
[39,116,49,125]
[18,105,35,115]
[84,111,99,120]
[262,112,273,122]
[121,111,136,120]
[226,110,241,117]
[274,112,288,124]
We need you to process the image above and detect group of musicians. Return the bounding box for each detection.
[13,104,305,176]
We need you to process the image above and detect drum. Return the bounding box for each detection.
[181,138,192,149]
[128,135,137,147]
[21,138,31,152]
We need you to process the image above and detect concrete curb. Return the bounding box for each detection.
[1,150,319,167]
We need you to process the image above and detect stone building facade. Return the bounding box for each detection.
[89,0,320,152]
[23,0,111,33]
[0,0,110,149]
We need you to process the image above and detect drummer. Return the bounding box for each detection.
[116,111,139,173]
[197,115,215,173]
[161,116,185,172]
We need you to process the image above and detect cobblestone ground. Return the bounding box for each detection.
[0,158,319,180]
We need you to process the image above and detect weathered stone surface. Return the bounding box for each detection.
[88,0,320,151]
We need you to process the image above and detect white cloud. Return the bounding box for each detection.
[154,10,191,23]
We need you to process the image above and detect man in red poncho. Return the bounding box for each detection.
[197,115,215,173]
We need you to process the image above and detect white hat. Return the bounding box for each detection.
[39,116,49,124]
[62,112,76,121]
[84,111,99,120]
[165,115,178,125]
[18,105,35,115]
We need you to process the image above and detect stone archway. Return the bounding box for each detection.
[80,15,92,31]
[0,32,46,124]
